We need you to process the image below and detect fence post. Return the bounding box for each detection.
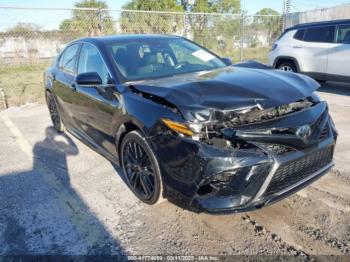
[98,7,103,35]
[240,13,244,62]
[183,12,187,38]
[0,85,8,110]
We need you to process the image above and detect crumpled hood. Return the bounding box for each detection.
[127,66,320,120]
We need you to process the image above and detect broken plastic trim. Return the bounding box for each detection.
[212,97,317,128]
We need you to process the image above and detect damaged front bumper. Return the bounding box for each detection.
[147,101,337,214]
[192,141,335,214]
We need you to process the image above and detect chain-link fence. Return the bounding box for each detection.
[0,7,282,65]
[0,6,281,107]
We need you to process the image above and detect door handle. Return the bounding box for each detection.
[293,45,303,49]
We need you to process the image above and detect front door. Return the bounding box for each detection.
[74,43,120,153]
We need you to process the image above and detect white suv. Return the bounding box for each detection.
[269,20,350,83]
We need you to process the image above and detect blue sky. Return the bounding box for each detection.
[0,0,349,31]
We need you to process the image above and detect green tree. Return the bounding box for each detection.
[120,0,183,34]
[124,0,183,11]
[253,8,281,45]
[120,0,240,36]
[119,0,240,55]
[59,0,115,37]
[188,0,240,54]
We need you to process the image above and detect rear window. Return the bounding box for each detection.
[303,26,335,43]
[294,29,305,40]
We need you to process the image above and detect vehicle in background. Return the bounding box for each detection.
[269,19,350,83]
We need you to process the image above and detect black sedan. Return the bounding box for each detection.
[44,34,337,214]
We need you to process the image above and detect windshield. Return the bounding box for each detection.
[109,38,226,82]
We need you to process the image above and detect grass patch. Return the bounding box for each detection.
[224,47,269,64]
[242,47,270,64]
[0,62,50,107]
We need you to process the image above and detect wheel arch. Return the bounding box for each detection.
[114,119,146,159]
[273,56,301,72]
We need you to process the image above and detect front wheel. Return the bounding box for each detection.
[277,61,297,73]
[120,130,163,205]
[46,92,65,133]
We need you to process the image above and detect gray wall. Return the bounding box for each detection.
[286,4,350,28]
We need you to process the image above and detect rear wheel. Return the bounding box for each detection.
[46,92,65,133]
[277,61,297,73]
[120,131,163,205]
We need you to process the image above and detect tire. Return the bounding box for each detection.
[277,61,297,73]
[46,92,65,133]
[120,130,164,205]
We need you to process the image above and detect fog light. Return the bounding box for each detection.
[197,184,213,196]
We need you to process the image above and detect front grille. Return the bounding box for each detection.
[265,146,334,196]
[265,144,296,155]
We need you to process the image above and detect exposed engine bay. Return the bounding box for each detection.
[198,97,318,148]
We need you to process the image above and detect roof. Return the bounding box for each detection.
[286,19,350,31]
[74,34,181,45]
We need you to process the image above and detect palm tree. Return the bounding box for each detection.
[60,0,115,37]
[253,8,281,45]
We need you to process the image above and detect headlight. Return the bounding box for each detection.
[161,119,202,137]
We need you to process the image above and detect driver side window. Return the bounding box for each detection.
[78,44,111,84]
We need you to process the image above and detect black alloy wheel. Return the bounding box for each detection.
[46,92,65,132]
[120,131,163,204]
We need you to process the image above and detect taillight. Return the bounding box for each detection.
[270,43,278,51]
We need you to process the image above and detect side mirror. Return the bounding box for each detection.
[221,57,232,66]
[76,72,102,86]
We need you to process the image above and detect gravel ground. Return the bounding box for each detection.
[0,82,349,259]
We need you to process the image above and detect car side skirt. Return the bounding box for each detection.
[301,72,350,82]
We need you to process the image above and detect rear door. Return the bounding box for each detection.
[327,24,350,80]
[52,43,81,128]
[298,26,335,75]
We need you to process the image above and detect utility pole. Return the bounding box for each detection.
[239,0,245,61]
[282,0,291,31]
[241,0,246,12]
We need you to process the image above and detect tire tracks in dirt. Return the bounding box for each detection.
[245,177,350,257]
[241,214,310,258]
